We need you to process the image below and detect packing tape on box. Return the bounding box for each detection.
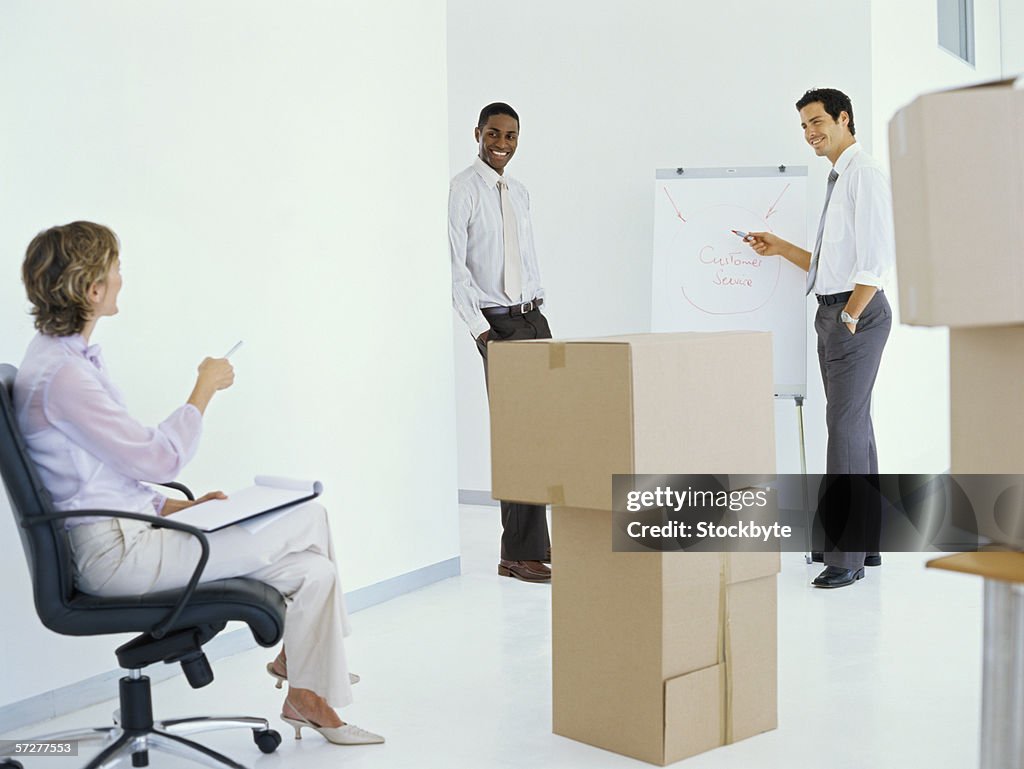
[717,556,730,744]
[548,343,567,369]
[547,485,566,505]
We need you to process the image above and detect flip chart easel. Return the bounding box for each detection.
[652,165,814,560]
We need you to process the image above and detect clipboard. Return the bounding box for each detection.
[168,475,323,532]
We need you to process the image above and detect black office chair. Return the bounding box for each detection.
[0,364,287,769]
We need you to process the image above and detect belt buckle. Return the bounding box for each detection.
[519,301,533,314]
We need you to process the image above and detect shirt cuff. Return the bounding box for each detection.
[852,271,884,288]
[471,317,491,339]
[153,493,168,516]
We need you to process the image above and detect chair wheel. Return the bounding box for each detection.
[254,728,282,754]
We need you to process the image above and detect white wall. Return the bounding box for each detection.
[448,0,876,489]
[449,0,1013,491]
[1003,0,1024,75]
[869,0,1004,473]
[0,0,457,707]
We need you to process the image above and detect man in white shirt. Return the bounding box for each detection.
[747,88,893,589]
[449,102,552,584]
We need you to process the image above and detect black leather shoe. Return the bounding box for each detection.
[498,559,551,583]
[812,565,865,588]
[811,552,882,567]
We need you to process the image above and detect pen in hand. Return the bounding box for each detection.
[223,340,244,359]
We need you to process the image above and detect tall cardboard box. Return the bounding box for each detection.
[489,332,778,764]
[552,508,779,765]
[950,326,1024,474]
[888,78,1024,327]
[488,332,776,509]
[950,326,1024,545]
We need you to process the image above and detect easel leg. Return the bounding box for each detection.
[795,396,813,564]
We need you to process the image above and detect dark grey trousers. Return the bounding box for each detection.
[815,292,891,570]
[475,307,552,561]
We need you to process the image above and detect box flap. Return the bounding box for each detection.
[505,331,766,347]
[490,341,635,508]
[724,552,781,584]
[927,551,1024,583]
[630,332,776,477]
[895,78,1019,115]
[663,665,725,765]
[662,553,723,680]
[937,76,1019,94]
[725,577,778,743]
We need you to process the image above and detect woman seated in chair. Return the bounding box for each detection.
[13,221,383,746]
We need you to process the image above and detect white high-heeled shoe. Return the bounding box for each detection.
[281,703,384,745]
[266,661,360,688]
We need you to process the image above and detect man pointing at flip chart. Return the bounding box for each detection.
[745,88,894,590]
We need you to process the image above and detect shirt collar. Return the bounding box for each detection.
[62,334,103,370]
[833,142,862,177]
[472,156,505,188]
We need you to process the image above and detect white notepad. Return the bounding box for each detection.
[168,475,323,532]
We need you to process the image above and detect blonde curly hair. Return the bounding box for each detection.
[23,222,120,336]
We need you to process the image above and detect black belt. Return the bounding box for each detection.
[481,298,543,317]
[816,291,853,306]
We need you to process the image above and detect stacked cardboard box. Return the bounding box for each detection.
[888,78,1024,329]
[488,332,778,765]
[890,78,1024,545]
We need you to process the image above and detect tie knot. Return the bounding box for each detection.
[497,178,507,189]
[828,169,839,183]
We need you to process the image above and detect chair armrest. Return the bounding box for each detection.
[152,481,195,501]
[25,509,210,640]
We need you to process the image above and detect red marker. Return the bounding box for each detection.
[731,229,750,239]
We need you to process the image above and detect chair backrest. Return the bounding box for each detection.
[0,363,79,632]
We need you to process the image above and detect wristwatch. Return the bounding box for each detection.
[840,310,860,325]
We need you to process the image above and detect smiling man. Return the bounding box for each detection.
[746,88,894,589]
[449,102,552,584]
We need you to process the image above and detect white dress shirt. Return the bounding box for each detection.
[814,143,895,295]
[13,333,202,527]
[449,157,545,338]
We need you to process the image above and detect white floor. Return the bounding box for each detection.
[4,504,983,769]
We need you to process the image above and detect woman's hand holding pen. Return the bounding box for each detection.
[161,490,227,516]
[187,357,235,415]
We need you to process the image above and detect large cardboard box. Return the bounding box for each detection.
[950,328,1024,546]
[552,507,778,765]
[950,326,1024,474]
[488,332,776,509]
[888,78,1024,327]
[950,327,1024,545]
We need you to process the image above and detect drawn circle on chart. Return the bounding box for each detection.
[672,204,780,315]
